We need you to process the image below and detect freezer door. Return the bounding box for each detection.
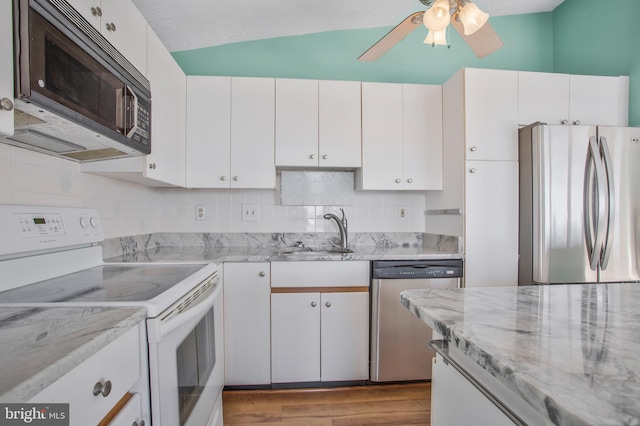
[370,277,458,382]
[532,125,598,283]
[596,126,640,282]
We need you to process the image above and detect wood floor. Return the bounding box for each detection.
[222,382,431,425]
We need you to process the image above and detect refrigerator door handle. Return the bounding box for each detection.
[583,136,608,271]
[599,136,615,270]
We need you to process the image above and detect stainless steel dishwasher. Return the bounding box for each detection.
[370,259,463,382]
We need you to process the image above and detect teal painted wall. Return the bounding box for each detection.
[553,0,639,126]
[173,1,638,125]
[173,13,554,85]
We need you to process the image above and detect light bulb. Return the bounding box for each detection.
[458,2,489,35]
[423,0,450,32]
[423,29,447,46]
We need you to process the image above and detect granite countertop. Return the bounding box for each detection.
[401,283,640,426]
[0,306,146,402]
[105,245,462,263]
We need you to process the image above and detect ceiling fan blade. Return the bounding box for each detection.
[358,12,424,62]
[450,14,504,58]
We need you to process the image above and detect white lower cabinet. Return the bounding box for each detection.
[29,323,148,426]
[223,262,271,386]
[270,261,370,384]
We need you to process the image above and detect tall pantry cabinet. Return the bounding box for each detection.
[424,68,519,288]
[0,1,13,137]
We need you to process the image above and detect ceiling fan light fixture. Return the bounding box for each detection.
[423,0,450,31]
[458,1,489,35]
[423,29,447,46]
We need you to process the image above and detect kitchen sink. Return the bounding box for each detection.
[278,247,354,256]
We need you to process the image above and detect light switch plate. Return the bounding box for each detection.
[241,204,260,221]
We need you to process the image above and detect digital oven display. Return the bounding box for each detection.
[33,218,46,225]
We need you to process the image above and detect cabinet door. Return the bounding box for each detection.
[0,0,14,137]
[465,69,518,161]
[360,82,404,190]
[465,160,519,287]
[569,75,627,126]
[518,71,570,126]
[319,80,362,168]
[186,76,232,188]
[320,292,369,382]
[145,27,182,185]
[65,0,101,30]
[403,84,443,190]
[231,77,276,188]
[224,262,271,385]
[100,0,147,75]
[271,293,321,383]
[275,78,318,167]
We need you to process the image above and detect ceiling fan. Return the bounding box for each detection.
[358,0,504,61]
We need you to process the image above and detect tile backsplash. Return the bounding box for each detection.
[1,144,426,238]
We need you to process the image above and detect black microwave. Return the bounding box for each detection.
[10,0,151,161]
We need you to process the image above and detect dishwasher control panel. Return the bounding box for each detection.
[372,260,463,279]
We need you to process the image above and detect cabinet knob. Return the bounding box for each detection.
[322,154,328,160]
[233,176,239,181]
[133,421,146,426]
[0,98,14,112]
[310,154,315,159]
[469,168,477,174]
[573,120,581,125]
[148,163,156,170]
[325,301,332,308]
[105,22,116,32]
[407,178,413,184]
[311,301,317,307]
[395,178,401,184]
[93,380,112,397]
[259,271,266,277]
[470,146,477,152]
[90,6,102,16]
[220,176,226,181]
[561,120,569,125]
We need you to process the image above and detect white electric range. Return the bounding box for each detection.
[0,205,224,426]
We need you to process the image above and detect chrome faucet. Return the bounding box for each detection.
[323,208,348,250]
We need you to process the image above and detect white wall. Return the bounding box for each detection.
[0,144,426,239]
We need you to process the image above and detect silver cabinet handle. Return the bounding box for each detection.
[311,301,317,307]
[220,176,226,181]
[561,119,569,125]
[310,154,315,159]
[395,178,401,183]
[1,98,14,111]
[133,421,146,426]
[470,146,477,152]
[322,154,328,160]
[148,163,156,170]
[407,178,413,184]
[93,380,112,397]
[574,120,581,125]
[259,271,266,277]
[91,6,102,16]
[233,176,239,181]
[469,168,477,173]
[325,301,331,308]
[105,22,116,32]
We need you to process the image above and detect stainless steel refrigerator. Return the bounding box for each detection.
[519,123,640,285]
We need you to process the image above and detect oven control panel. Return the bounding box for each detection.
[0,206,104,258]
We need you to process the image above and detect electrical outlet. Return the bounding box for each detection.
[196,205,206,221]
[241,204,260,222]
[399,207,406,219]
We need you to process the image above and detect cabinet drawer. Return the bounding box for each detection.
[271,261,369,288]
[108,392,143,426]
[30,325,143,426]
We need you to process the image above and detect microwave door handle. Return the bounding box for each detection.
[124,85,139,138]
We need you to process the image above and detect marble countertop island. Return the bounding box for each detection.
[0,306,146,402]
[401,283,640,426]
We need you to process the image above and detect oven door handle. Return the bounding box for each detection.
[151,280,220,342]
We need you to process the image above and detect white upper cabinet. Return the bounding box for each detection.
[0,0,14,137]
[464,68,519,161]
[359,82,442,190]
[185,76,276,189]
[230,77,276,188]
[275,79,361,168]
[519,71,629,127]
[65,0,147,75]
[186,76,231,188]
